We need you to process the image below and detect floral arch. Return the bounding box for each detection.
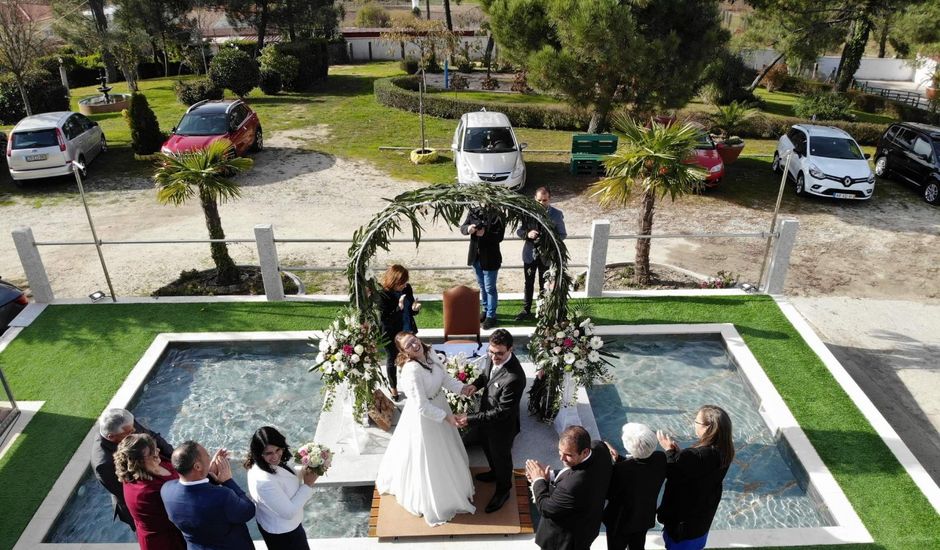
[312,183,588,421]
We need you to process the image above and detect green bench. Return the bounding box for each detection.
[570,133,619,176]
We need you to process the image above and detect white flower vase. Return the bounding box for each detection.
[340,382,371,454]
[553,371,582,434]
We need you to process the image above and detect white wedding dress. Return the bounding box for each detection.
[375,353,476,525]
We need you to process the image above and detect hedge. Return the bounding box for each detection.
[0,72,70,125]
[374,76,589,131]
[706,112,887,145]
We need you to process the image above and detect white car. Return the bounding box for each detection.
[452,111,526,190]
[772,124,874,200]
[6,111,107,182]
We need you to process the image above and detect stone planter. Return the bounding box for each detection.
[716,141,745,165]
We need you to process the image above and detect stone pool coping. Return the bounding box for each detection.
[15,323,874,549]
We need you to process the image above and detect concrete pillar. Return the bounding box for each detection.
[12,227,54,303]
[765,219,799,295]
[585,219,610,297]
[254,224,284,301]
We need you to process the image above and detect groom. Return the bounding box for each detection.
[456,329,526,513]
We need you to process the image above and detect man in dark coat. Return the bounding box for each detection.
[526,425,613,550]
[514,186,566,321]
[460,206,505,329]
[91,408,173,530]
[457,328,526,513]
[161,441,255,550]
[603,423,667,550]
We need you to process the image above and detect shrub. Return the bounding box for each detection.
[708,101,757,137]
[794,92,854,121]
[843,90,888,114]
[0,72,69,125]
[425,55,442,73]
[481,75,500,90]
[259,70,282,95]
[457,57,473,73]
[511,71,532,93]
[727,113,886,145]
[127,93,165,155]
[175,78,223,106]
[356,2,390,27]
[275,40,330,91]
[374,76,589,130]
[259,44,299,90]
[400,57,420,75]
[209,47,259,97]
[698,49,758,105]
[450,74,469,90]
[761,63,788,92]
[37,54,101,88]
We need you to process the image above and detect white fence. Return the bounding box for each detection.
[345,30,488,62]
[11,220,799,303]
[741,49,920,82]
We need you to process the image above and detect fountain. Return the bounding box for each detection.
[77,71,131,115]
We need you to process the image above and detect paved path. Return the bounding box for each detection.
[790,297,940,486]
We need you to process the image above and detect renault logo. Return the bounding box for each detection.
[843,176,852,187]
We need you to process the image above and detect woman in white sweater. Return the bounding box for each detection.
[244,426,318,549]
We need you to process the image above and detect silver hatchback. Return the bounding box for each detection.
[6,111,107,183]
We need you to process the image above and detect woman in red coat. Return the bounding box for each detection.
[115,433,186,550]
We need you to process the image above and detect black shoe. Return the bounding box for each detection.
[475,471,497,483]
[480,311,487,322]
[482,317,498,330]
[391,392,402,402]
[514,310,533,321]
[485,490,511,513]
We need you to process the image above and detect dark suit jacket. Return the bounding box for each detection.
[467,353,526,437]
[160,477,256,550]
[91,421,173,527]
[460,208,505,270]
[656,445,729,542]
[603,451,667,543]
[533,440,614,550]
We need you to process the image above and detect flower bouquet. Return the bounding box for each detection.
[309,307,386,420]
[294,442,333,476]
[443,352,478,414]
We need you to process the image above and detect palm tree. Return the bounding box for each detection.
[154,139,253,286]
[591,116,707,285]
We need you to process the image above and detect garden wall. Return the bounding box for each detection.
[741,49,917,82]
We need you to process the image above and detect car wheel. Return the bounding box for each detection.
[874,156,888,177]
[795,173,807,197]
[924,181,940,205]
[77,154,88,179]
[771,152,781,173]
[100,136,108,153]
[251,128,263,152]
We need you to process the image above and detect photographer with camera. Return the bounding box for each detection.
[460,206,506,329]
[515,187,566,322]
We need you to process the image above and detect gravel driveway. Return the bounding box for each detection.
[0,126,937,301]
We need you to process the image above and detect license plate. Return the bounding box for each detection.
[25,154,47,162]
[833,192,854,199]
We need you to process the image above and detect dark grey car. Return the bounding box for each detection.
[874,122,940,205]
[0,277,27,332]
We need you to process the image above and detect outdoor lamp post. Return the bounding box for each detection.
[71,160,117,302]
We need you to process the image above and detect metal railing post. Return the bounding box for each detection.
[764,219,799,295]
[11,227,55,303]
[254,224,285,301]
[585,220,610,297]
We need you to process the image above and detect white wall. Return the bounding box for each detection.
[741,49,917,82]
[346,35,489,62]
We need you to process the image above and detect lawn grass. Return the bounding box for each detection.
[0,297,937,549]
[753,88,895,125]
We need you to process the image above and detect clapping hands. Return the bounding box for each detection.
[208,448,232,483]
[524,459,550,483]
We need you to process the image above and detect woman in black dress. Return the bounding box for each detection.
[656,405,735,550]
[376,264,420,401]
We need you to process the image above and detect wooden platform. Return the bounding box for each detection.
[369,468,534,539]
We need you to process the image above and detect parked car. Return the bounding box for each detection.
[873,122,940,205]
[772,124,874,200]
[0,277,28,333]
[689,128,724,188]
[6,112,107,182]
[452,111,526,190]
[161,99,262,156]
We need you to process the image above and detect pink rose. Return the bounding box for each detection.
[457,372,468,382]
[342,344,354,356]
[299,448,308,457]
[563,338,575,349]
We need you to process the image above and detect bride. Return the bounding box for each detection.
[375,332,476,525]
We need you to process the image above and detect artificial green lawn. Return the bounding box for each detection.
[0,296,937,549]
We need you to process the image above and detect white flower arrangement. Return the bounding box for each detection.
[443,353,479,414]
[294,442,333,476]
[309,307,386,419]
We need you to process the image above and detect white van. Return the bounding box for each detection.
[6,111,107,182]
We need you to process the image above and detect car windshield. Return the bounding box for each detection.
[11,129,57,149]
[694,131,716,150]
[809,137,864,160]
[463,127,516,153]
[176,112,228,136]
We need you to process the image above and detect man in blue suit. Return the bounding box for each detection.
[161,441,255,549]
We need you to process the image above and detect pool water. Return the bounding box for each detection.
[586,336,830,530]
[47,341,372,543]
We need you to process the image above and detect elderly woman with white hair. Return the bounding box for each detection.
[91,408,174,531]
[603,423,667,550]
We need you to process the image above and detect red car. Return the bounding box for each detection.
[161,100,262,156]
[688,130,724,188]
